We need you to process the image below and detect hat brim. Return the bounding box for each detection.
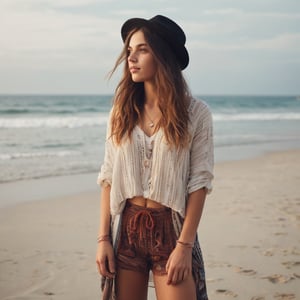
[121,18,149,42]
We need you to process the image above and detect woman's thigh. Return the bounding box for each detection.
[153,273,196,300]
[116,268,149,300]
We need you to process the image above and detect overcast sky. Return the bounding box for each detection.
[1,0,299,95]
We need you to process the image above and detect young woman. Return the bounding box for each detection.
[96,15,214,300]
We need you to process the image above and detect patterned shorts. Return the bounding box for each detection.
[116,201,177,275]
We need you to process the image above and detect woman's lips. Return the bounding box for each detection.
[130,66,140,73]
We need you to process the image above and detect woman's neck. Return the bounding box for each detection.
[144,82,159,107]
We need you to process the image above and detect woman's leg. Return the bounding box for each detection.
[153,273,196,300]
[116,268,149,300]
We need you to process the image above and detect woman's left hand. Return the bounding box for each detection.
[165,243,193,285]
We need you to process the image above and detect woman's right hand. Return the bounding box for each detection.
[96,241,116,278]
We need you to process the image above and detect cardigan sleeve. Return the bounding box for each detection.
[187,103,214,194]
[97,109,114,187]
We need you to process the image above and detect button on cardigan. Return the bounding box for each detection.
[97,98,214,217]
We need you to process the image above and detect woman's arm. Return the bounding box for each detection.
[96,185,116,278]
[166,188,207,285]
[178,188,206,244]
[98,185,112,237]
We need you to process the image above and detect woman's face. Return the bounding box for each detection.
[127,30,157,83]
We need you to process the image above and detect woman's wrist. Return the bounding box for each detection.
[176,240,194,248]
[97,234,111,243]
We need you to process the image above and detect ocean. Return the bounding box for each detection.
[1,94,300,183]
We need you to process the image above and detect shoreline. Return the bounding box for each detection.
[0,149,299,299]
[0,172,99,208]
[1,145,300,209]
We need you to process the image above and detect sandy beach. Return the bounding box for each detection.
[0,149,299,300]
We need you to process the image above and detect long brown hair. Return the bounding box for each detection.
[109,26,191,148]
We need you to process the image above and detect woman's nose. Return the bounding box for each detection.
[128,52,137,62]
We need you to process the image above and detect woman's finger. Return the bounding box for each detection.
[167,265,174,285]
[96,259,101,275]
[172,269,179,285]
[107,254,116,275]
[99,258,110,277]
[182,268,189,282]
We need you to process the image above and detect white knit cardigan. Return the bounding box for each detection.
[97,98,214,218]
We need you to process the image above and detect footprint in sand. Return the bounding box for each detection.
[251,297,265,300]
[281,261,300,269]
[215,289,237,298]
[228,245,247,249]
[293,273,300,278]
[281,248,300,256]
[261,274,295,284]
[274,293,296,300]
[274,232,288,236]
[207,261,232,268]
[45,260,54,264]
[262,248,275,256]
[0,258,15,264]
[234,266,257,276]
[206,277,224,283]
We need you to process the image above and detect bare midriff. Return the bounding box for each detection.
[127,196,165,208]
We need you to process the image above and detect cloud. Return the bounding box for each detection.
[251,33,300,51]
[0,3,122,71]
[1,0,106,10]
[0,0,299,94]
[203,8,242,16]
[111,9,149,17]
[184,7,300,55]
[1,11,115,51]
[190,33,300,51]
[202,8,300,19]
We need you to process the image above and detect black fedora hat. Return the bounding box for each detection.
[121,15,189,70]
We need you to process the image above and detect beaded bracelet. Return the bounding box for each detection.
[176,240,194,248]
[97,235,111,243]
